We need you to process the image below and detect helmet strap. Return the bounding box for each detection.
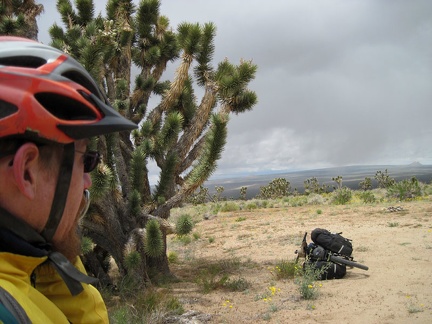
[40,142,75,242]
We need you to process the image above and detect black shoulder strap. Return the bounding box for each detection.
[0,286,31,324]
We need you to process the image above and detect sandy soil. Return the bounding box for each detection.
[168,200,432,324]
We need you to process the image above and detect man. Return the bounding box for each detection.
[0,36,137,323]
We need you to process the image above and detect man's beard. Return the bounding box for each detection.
[53,220,81,262]
[52,194,87,262]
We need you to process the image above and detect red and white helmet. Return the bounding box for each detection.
[0,36,137,143]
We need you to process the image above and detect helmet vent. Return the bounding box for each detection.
[34,92,97,121]
[62,71,101,99]
[0,100,18,118]
[0,56,46,68]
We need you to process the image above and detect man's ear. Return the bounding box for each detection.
[12,143,40,200]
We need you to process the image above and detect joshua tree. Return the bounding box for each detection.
[374,169,395,189]
[258,178,291,199]
[332,175,343,190]
[49,0,258,281]
[304,177,328,195]
[0,0,44,39]
[359,177,372,191]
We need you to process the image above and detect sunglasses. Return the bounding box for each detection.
[75,150,101,173]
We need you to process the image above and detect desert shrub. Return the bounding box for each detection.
[359,191,376,204]
[387,177,422,201]
[219,201,240,212]
[274,259,296,279]
[175,235,192,245]
[307,193,325,205]
[224,277,251,292]
[295,262,325,300]
[260,200,269,208]
[196,269,229,293]
[245,202,258,210]
[289,195,308,207]
[167,251,179,264]
[423,183,432,195]
[109,288,184,323]
[331,187,352,205]
[210,203,222,214]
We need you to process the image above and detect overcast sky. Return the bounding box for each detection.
[38,0,432,179]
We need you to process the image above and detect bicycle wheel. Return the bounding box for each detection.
[330,255,369,271]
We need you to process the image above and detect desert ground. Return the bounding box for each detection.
[167,200,432,324]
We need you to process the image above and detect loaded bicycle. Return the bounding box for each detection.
[295,229,368,279]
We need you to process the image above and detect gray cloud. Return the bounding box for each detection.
[37,0,432,180]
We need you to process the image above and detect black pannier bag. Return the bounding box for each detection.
[305,260,347,280]
[311,228,353,256]
[304,243,347,279]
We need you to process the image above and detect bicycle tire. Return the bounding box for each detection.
[330,255,369,271]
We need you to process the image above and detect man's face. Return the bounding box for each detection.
[50,140,93,260]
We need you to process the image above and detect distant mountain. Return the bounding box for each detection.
[204,163,432,199]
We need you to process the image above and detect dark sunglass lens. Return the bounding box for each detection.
[83,151,100,173]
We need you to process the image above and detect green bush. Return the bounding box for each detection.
[224,277,251,292]
[274,259,296,279]
[219,201,240,212]
[387,177,422,201]
[109,288,184,323]
[289,196,308,207]
[307,193,325,205]
[245,202,258,210]
[295,262,325,300]
[359,191,376,203]
[331,187,352,205]
[167,251,179,263]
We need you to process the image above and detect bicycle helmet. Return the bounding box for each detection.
[0,36,137,143]
[0,36,137,242]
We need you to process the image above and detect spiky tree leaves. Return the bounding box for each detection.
[216,59,258,113]
[185,114,227,188]
[175,214,194,236]
[124,250,141,271]
[144,219,164,258]
[90,164,115,200]
[49,0,257,280]
[0,0,43,39]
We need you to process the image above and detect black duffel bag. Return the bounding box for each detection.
[305,259,347,280]
[311,228,353,257]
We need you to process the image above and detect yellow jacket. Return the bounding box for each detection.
[0,252,108,323]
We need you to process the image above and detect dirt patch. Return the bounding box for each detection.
[168,201,432,323]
